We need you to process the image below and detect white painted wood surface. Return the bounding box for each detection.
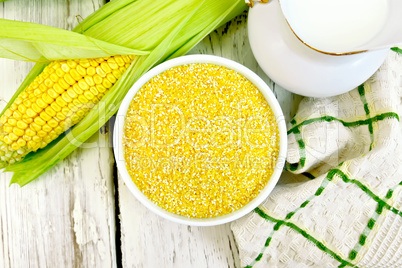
[0,1,117,268]
[0,1,301,268]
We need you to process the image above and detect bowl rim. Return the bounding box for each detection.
[113,54,287,226]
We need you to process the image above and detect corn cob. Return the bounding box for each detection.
[0,55,135,166]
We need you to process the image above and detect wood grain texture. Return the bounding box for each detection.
[118,13,301,268]
[0,1,117,268]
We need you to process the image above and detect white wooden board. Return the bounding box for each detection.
[0,2,301,267]
[0,1,117,267]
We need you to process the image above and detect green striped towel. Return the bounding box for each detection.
[232,50,402,267]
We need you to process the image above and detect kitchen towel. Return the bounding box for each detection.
[232,50,402,267]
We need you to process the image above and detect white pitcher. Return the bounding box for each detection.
[280,0,402,55]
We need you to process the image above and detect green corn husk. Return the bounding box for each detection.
[0,0,247,186]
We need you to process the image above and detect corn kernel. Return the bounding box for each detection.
[22,117,33,124]
[45,107,56,117]
[36,98,47,109]
[34,88,42,96]
[25,129,36,137]
[112,69,122,79]
[103,79,112,89]
[90,60,98,67]
[115,56,125,67]
[18,104,27,114]
[84,91,95,100]
[27,141,36,148]
[17,138,26,147]
[106,73,117,84]
[0,115,7,125]
[4,109,12,117]
[48,119,58,128]
[87,66,96,76]
[39,111,51,122]
[64,74,75,85]
[95,58,105,63]
[10,103,18,111]
[37,130,47,138]
[100,62,112,73]
[53,83,64,94]
[79,59,90,68]
[43,136,52,144]
[42,93,54,104]
[50,73,59,83]
[58,79,70,90]
[55,97,67,107]
[11,143,21,151]
[16,121,28,129]
[70,69,82,81]
[107,58,118,70]
[78,95,89,104]
[32,136,42,143]
[76,109,85,118]
[93,74,103,85]
[68,103,79,112]
[50,102,61,112]
[34,117,46,126]
[14,97,22,105]
[77,79,89,91]
[39,83,47,92]
[9,133,18,141]
[64,117,73,126]
[67,89,77,99]
[54,126,64,134]
[119,66,127,74]
[56,68,65,77]
[8,119,17,126]
[42,124,52,133]
[122,55,131,63]
[71,114,80,123]
[67,60,77,69]
[61,92,72,103]
[44,78,54,88]
[13,127,24,136]
[77,65,87,76]
[84,76,95,87]
[3,126,12,133]
[31,81,39,89]
[87,87,98,97]
[31,103,42,114]
[48,89,59,99]
[3,136,12,144]
[72,84,83,95]
[30,123,41,132]
[96,66,106,77]
[61,107,71,116]
[53,112,65,121]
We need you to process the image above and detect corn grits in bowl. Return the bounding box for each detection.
[114,55,287,226]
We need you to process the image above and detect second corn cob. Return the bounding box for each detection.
[0,55,135,166]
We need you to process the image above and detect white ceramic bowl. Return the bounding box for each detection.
[113,55,287,226]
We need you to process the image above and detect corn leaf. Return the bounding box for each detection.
[3,0,247,186]
[0,19,149,62]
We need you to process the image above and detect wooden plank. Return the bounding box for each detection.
[0,1,117,267]
[118,13,301,267]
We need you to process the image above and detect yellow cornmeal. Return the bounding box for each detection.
[123,63,279,218]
